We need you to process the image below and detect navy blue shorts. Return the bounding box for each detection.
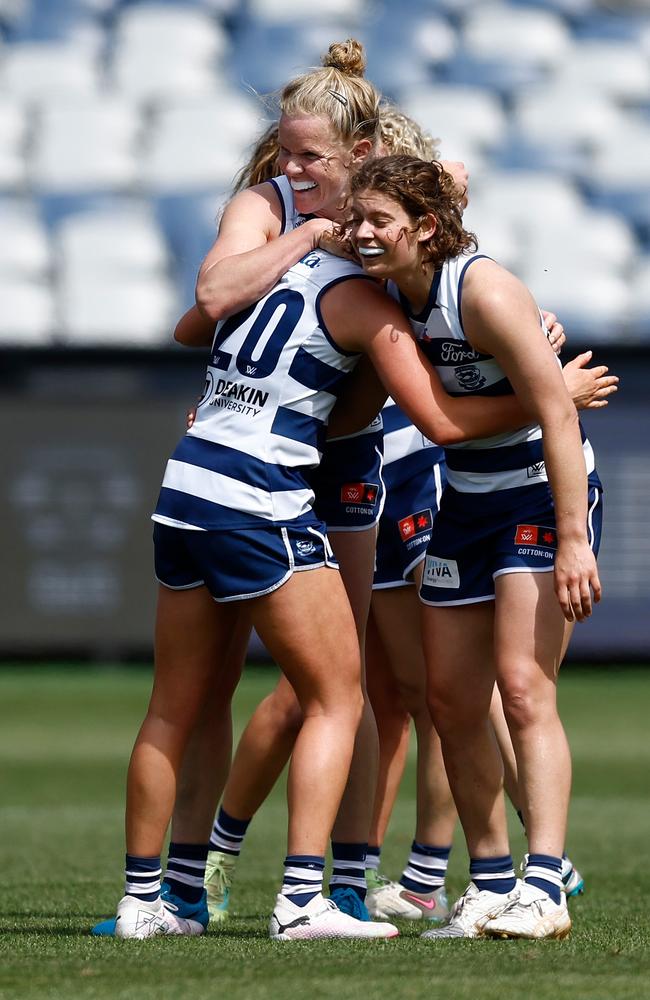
[419,479,603,607]
[308,429,385,532]
[373,461,446,588]
[153,520,338,602]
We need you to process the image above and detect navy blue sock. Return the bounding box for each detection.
[329,842,367,900]
[400,842,451,893]
[281,855,324,907]
[165,842,209,904]
[470,855,516,894]
[365,845,381,873]
[124,854,161,902]
[525,853,563,904]
[209,807,251,855]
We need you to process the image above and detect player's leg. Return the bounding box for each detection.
[365,607,411,882]
[114,583,242,938]
[489,680,585,898]
[204,672,303,920]
[252,567,397,940]
[420,601,519,940]
[165,606,251,921]
[327,526,380,916]
[367,573,456,922]
[482,571,573,939]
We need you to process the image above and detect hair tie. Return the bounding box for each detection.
[328,89,348,107]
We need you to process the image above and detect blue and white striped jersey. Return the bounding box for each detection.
[153,249,367,531]
[382,397,444,481]
[270,173,382,442]
[388,252,595,493]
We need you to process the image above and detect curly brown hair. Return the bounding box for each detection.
[351,155,477,269]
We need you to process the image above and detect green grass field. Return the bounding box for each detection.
[1,665,649,1000]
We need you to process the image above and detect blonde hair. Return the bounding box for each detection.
[232,122,280,193]
[279,39,380,147]
[378,104,439,161]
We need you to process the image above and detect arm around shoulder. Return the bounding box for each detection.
[319,278,531,447]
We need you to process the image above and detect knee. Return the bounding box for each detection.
[265,691,303,736]
[426,687,480,739]
[394,676,426,721]
[499,672,555,731]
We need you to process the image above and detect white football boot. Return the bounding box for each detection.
[269,892,399,941]
[367,878,449,922]
[483,881,572,939]
[421,881,518,939]
[114,894,206,939]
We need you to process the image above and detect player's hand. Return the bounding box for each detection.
[554,539,601,622]
[186,406,197,429]
[309,217,337,250]
[318,222,359,262]
[563,351,619,410]
[541,310,565,354]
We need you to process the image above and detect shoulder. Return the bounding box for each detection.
[220,181,283,238]
[319,274,406,352]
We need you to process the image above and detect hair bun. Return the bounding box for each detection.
[322,38,366,77]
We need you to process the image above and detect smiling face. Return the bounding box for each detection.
[350,189,432,280]
[277,113,361,221]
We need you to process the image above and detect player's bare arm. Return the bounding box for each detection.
[196,184,334,322]
[320,279,607,448]
[460,258,601,622]
[174,305,216,347]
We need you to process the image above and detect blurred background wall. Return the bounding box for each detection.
[1,0,649,660]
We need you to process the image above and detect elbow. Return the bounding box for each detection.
[433,422,465,447]
[195,275,227,323]
[173,324,194,346]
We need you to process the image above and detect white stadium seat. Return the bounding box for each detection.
[469,171,584,232]
[0,200,51,278]
[111,3,229,100]
[29,97,141,192]
[141,97,265,192]
[628,256,650,339]
[512,87,620,149]
[587,115,650,189]
[400,85,508,154]
[246,0,364,25]
[1,41,102,100]
[0,279,56,345]
[548,40,650,102]
[461,3,571,69]
[0,97,28,189]
[54,203,169,280]
[520,264,631,342]
[58,273,179,345]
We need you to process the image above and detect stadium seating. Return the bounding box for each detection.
[0,0,649,344]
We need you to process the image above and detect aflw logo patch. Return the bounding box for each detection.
[399,508,433,541]
[340,483,378,505]
[424,556,460,589]
[514,524,557,547]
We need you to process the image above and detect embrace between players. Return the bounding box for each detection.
[93,39,617,943]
